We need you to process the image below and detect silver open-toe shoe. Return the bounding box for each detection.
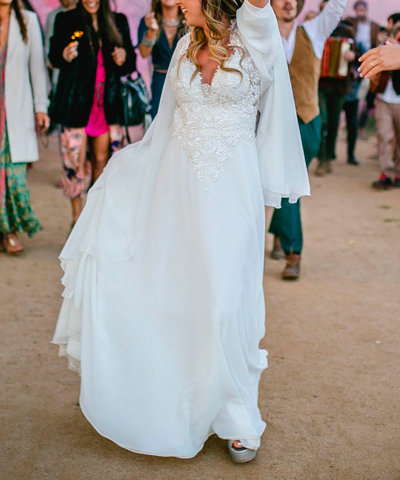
[227,440,256,463]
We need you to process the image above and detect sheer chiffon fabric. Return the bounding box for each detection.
[53,1,309,458]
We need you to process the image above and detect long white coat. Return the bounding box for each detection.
[5,10,49,163]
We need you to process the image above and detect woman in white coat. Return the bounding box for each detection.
[0,0,49,255]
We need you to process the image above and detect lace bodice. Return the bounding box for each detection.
[170,29,261,194]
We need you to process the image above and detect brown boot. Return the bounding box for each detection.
[270,236,285,260]
[282,253,301,280]
[314,162,326,177]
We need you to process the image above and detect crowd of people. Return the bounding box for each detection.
[0,0,399,271]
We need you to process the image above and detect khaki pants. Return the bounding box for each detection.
[375,98,400,177]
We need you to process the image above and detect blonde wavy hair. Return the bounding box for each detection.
[181,0,245,82]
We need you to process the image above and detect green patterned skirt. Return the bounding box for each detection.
[0,129,42,237]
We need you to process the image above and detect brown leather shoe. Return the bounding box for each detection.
[270,236,285,260]
[282,253,300,280]
[315,162,326,177]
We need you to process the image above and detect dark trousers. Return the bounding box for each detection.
[343,99,359,160]
[268,115,322,255]
[317,87,346,163]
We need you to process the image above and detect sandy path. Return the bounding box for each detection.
[1,131,399,480]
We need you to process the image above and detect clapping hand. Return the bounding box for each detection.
[63,41,78,63]
[112,47,127,67]
[144,12,159,33]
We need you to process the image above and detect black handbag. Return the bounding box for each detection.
[120,72,152,143]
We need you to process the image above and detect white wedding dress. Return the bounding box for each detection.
[52,1,309,458]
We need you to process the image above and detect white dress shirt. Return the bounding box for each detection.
[378,79,400,105]
[281,0,348,63]
[355,20,371,51]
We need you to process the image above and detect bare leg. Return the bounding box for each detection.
[70,134,88,224]
[71,197,83,224]
[91,130,110,183]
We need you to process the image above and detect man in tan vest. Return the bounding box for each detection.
[269,0,348,280]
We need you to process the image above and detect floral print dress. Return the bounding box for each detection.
[0,45,42,237]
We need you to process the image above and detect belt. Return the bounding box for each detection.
[154,68,168,74]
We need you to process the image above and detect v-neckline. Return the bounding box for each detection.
[199,65,221,88]
[192,26,239,89]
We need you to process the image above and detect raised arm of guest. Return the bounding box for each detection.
[302,0,348,58]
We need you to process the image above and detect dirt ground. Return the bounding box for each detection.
[1,129,400,480]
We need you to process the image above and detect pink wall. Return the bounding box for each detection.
[32,0,400,29]
[32,0,153,84]
[31,0,151,44]
[300,0,399,26]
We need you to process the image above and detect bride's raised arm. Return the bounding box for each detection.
[237,0,310,208]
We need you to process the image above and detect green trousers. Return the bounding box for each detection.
[268,115,322,255]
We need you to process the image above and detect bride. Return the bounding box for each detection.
[53,0,309,463]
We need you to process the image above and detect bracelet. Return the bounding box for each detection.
[141,33,157,48]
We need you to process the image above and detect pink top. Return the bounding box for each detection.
[85,49,109,137]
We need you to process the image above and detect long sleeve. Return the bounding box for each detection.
[28,14,49,113]
[303,0,348,59]
[237,0,310,207]
[115,13,136,77]
[49,12,69,70]
[44,9,56,59]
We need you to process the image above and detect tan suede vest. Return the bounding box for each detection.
[289,27,321,124]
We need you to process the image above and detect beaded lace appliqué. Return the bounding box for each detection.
[170,28,261,194]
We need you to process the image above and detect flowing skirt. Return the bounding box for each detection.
[53,136,268,458]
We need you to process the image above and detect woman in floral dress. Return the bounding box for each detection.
[0,0,49,255]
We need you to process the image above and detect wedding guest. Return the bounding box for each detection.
[138,0,186,117]
[343,64,362,166]
[269,0,347,280]
[49,0,136,226]
[0,0,49,255]
[345,1,380,52]
[370,24,400,189]
[45,0,78,86]
[345,1,381,139]
[387,13,400,36]
[316,17,356,175]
